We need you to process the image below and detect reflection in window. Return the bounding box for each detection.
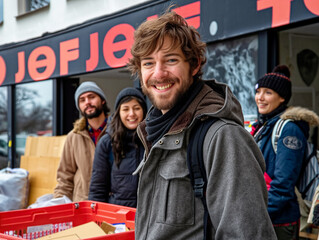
[203,35,258,130]
[0,0,3,24]
[0,87,8,169]
[15,80,53,167]
[29,0,49,11]
[18,0,50,15]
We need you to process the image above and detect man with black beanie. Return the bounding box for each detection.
[127,10,277,240]
[54,81,110,202]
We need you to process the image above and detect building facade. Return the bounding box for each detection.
[0,0,319,168]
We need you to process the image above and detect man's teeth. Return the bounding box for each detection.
[156,84,172,90]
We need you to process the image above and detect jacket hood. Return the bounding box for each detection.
[168,79,244,133]
[73,117,87,133]
[281,106,319,126]
[196,80,244,125]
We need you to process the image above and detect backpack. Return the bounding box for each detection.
[187,117,217,240]
[271,118,319,202]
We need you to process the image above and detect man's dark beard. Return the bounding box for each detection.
[141,79,191,111]
[142,85,183,111]
[81,105,103,119]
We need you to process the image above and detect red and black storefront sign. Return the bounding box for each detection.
[0,0,318,86]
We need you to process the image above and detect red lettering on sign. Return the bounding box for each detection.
[28,46,56,81]
[103,24,135,68]
[147,15,158,20]
[86,33,99,72]
[1,1,205,84]
[173,1,201,29]
[15,51,26,83]
[0,56,6,86]
[60,38,79,75]
[304,0,319,15]
[257,0,292,28]
[147,1,201,29]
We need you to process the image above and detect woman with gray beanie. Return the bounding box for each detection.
[251,65,319,240]
[89,87,147,207]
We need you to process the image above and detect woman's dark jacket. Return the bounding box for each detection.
[252,106,319,224]
[88,130,144,207]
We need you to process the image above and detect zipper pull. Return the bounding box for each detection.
[133,159,145,175]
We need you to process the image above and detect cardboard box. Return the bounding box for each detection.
[24,136,66,158]
[37,222,107,240]
[20,156,61,205]
[100,222,116,234]
[20,136,66,205]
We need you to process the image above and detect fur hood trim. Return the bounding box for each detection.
[72,117,87,133]
[281,106,319,126]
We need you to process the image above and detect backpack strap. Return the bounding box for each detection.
[299,143,318,199]
[187,117,218,240]
[311,127,318,155]
[271,118,293,153]
[299,127,318,198]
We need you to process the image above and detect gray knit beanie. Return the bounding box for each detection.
[74,81,106,111]
[115,87,145,110]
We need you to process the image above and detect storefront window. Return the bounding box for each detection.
[0,0,3,24]
[15,80,53,167]
[203,34,258,130]
[0,86,8,169]
[279,25,319,114]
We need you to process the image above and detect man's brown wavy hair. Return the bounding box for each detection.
[127,10,206,81]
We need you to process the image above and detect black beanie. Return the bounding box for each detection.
[255,65,292,103]
[115,87,146,110]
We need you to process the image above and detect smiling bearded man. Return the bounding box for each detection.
[53,81,110,202]
[127,10,277,240]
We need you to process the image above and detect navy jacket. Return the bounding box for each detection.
[253,107,313,224]
[89,131,144,207]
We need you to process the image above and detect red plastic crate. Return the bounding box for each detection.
[0,201,135,240]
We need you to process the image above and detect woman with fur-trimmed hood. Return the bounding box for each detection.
[251,65,319,240]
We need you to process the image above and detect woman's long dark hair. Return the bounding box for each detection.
[110,96,146,166]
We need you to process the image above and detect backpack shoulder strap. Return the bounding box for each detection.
[271,119,293,153]
[311,127,318,155]
[187,117,218,240]
[302,127,318,173]
[297,128,318,199]
[187,117,218,197]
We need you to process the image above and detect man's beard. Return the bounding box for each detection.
[81,104,103,119]
[141,78,191,111]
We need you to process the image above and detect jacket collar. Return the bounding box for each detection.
[281,106,319,126]
[138,79,244,151]
[73,117,87,133]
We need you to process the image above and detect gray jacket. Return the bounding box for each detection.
[135,80,277,239]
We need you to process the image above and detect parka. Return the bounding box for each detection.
[252,106,319,224]
[134,80,277,240]
[89,130,144,207]
[53,117,107,202]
